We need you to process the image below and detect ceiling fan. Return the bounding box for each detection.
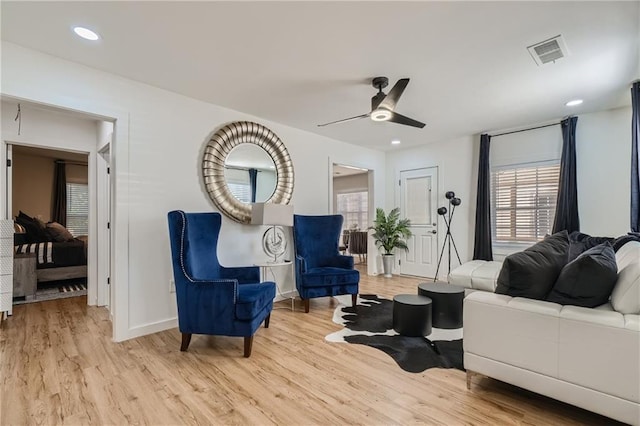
[317,77,425,129]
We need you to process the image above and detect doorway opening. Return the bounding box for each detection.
[332,163,373,266]
[1,99,113,317]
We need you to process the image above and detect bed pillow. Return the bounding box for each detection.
[547,242,618,308]
[15,213,49,243]
[46,222,74,242]
[495,230,569,300]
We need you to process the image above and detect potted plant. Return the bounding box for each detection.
[369,207,412,277]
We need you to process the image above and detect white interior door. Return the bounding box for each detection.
[398,167,438,277]
[5,144,12,220]
[97,145,111,309]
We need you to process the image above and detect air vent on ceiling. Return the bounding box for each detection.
[527,35,569,66]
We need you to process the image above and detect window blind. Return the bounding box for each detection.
[66,183,89,236]
[227,182,251,203]
[336,191,368,231]
[492,163,560,243]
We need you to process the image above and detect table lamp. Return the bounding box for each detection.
[251,203,294,262]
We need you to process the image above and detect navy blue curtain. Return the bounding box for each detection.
[473,134,493,261]
[632,82,640,232]
[53,161,67,226]
[248,168,258,203]
[552,116,580,234]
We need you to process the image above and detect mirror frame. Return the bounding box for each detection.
[202,121,294,223]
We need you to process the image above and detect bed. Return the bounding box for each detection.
[13,214,88,284]
[14,238,87,282]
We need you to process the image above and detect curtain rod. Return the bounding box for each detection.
[490,122,560,138]
[55,160,88,166]
[225,166,264,172]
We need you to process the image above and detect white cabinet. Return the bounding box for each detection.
[0,220,14,318]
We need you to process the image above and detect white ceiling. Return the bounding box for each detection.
[1,1,638,151]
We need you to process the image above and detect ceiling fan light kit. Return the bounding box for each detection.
[318,76,426,129]
[371,108,392,121]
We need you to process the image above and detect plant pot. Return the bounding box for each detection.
[382,254,394,278]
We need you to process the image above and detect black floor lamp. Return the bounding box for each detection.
[434,191,462,282]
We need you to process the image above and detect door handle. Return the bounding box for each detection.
[431,230,437,234]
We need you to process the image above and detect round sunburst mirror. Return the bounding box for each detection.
[202,121,294,223]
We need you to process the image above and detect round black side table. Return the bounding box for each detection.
[392,294,432,337]
[418,282,465,329]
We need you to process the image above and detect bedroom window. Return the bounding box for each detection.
[66,183,89,236]
[336,191,368,231]
[491,162,560,243]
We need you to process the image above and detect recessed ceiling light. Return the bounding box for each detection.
[565,99,583,107]
[73,26,100,41]
[391,139,401,145]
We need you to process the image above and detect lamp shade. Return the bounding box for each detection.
[251,203,294,226]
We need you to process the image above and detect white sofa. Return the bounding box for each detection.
[458,241,640,425]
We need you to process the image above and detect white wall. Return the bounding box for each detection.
[387,107,632,273]
[385,135,477,280]
[0,42,386,341]
[576,106,631,236]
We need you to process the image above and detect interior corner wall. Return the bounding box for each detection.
[11,152,55,221]
[576,106,631,237]
[385,135,477,280]
[0,42,386,341]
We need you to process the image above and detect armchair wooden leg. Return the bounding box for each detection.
[303,299,310,313]
[351,294,358,308]
[180,333,192,352]
[244,336,253,358]
[264,313,271,328]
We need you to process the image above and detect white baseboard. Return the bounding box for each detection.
[275,289,297,302]
[121,317,178,341]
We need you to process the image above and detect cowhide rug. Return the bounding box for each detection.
[326,294,464,373]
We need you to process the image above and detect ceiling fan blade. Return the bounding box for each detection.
[388,111,426,128]
[378,78,409,111]
[317,113,369,127]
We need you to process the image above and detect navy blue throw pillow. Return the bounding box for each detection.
[495,230,570,300]
[547,242,618,308]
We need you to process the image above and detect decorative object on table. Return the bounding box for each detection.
[293,214,359,313]
[326,294,463,373]
[369,207,412,278]
[202,121,294,224]
[418,282,465,329]
[434,191,463,281]
[251,202,294,262]
[167,210,275,357]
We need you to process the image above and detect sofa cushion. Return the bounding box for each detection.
[235,282,276,321]
[301,267,359,287]
[547,243,618,308]
[611,262,640,315]
[449,260,502,291]
[495,230,569,300]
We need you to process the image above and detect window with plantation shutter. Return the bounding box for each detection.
[227,182,251,203]
[66,183,89,236]
[336,191,368,231]
[491,162,560,243]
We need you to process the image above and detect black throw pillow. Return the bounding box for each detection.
[568,231,613,262]
[15,212,49,243]
[495,230,569,300]
[547,242,618,308]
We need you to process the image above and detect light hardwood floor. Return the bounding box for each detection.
[1,268,619,425]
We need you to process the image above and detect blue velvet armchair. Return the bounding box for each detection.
[293,214,360,313]
[167,210,276,357]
